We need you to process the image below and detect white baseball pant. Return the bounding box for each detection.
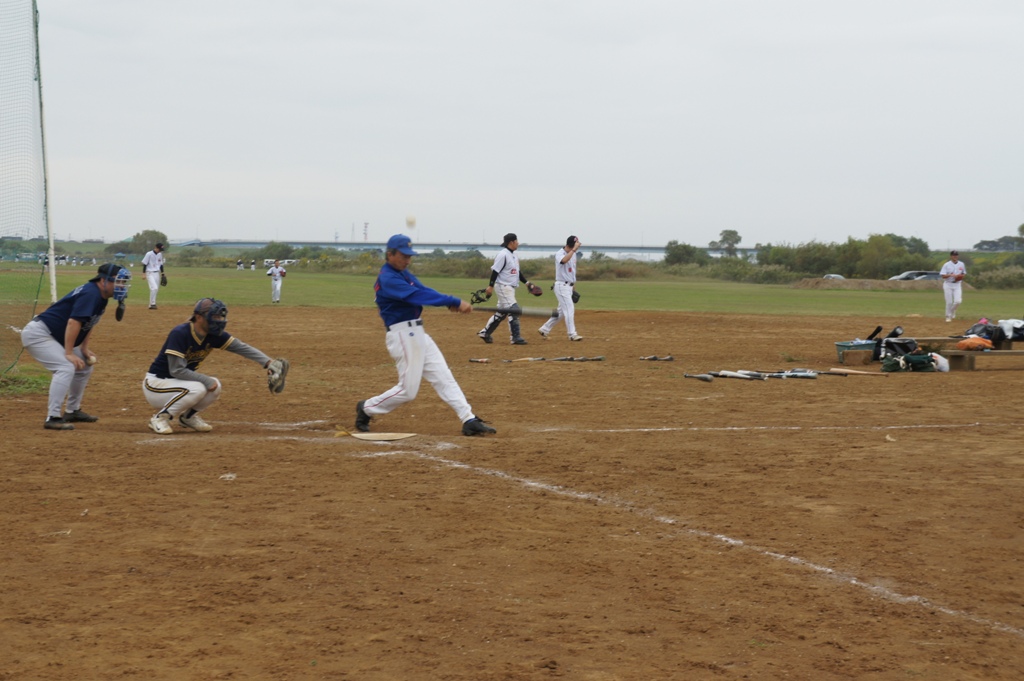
[538,282,577,337]
[363,321,474,423]
[142,374,222,418]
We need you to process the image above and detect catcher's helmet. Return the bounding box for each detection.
[93,263,132,302]
[193,298,228,335]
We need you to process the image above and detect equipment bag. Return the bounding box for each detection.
[881,352,936,372]
[879,337,918,359]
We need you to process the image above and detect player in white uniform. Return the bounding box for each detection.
[141,243,166,309]
[939,250,967,322]
[476,233,538,345]
[356,234,496,437]
[538,235,583,341]
[266,260,287,303]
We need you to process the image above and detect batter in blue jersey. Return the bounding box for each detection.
[356,234,496,437]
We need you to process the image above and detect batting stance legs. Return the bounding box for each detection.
[362,323,475,423]
[538,282,579,339]
[21,320,95,419]
[142,375,223,420]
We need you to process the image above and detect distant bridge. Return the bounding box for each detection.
[171,239,757,260]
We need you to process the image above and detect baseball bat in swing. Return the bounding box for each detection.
[472,306,552,318]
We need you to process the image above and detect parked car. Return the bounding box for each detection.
[822,274,845,280]
[889,270,941,281]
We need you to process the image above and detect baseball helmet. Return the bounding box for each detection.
[93,263,132,302]
[193,298,228,335]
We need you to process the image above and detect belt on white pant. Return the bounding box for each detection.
[388,319,424,331]
[555,281,575,286]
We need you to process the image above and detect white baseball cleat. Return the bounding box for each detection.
[148,413,173,435]
[569,333,584,341]
[179,413,213,432]
[537,329,549,339]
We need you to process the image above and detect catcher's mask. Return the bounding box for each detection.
[193,298,228,335]
[93,263,132,302]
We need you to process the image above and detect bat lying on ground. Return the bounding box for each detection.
[709,370,757,380]
[472,305,552,318]
[737,370,816,380]
[469,358,490,363]
[639,355,674,361]
[683,373,714,382]
[827,367,889,377]
[502,357,547,363]
[550,356,606,362]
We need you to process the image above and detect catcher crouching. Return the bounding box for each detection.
[142,297,289,434]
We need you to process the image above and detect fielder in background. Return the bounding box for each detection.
[940,250,967,323]
[356,234,496,437]
[476,232,542,345]
[538,235,584,341]
[141,242,167,309]
[20,263,132,430]
[250,259,256,271]
[266,259,287,303]
[143,298,289,434]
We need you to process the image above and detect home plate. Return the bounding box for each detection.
[351,432,416,441]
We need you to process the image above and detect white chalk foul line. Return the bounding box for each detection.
[538,422,988,433]
[358,445,1024,640]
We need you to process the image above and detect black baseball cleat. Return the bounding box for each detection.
[355,400,372,432]
[511,337,528,345]
[462,417,496,436]
[476,330,493,344]
[44,417,74,431]
[63,409,99,423]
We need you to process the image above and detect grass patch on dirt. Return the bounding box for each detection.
[0,365,50,396]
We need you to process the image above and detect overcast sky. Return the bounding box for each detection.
[36,0,1024,250]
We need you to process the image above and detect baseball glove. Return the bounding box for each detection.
[526,283,543,296]
[160,273,167,287]
[470,288,491,304]
[571,289,581,304]
[954,274,964,282]
[267,358,289,394]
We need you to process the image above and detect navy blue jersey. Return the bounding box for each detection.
[148,322,236,378]
[374,263,460,327]
[36,282,109,347]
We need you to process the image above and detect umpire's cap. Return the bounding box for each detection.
[90,263,122,282]
[386,234,417,256]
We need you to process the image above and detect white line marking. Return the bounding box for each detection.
[364,446,1024,639]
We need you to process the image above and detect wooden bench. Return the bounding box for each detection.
[943,349,1024,371]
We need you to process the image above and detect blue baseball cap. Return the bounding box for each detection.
[387,234,418,255]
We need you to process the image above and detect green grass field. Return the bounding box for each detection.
[30,266,1023,320]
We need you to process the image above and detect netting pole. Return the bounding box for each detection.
[32,0,56,302]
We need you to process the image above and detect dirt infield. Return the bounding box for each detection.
[2,307,1023,680]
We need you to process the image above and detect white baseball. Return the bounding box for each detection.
[86,356,97,366]
[406,215,416,229]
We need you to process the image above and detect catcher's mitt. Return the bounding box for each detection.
[470,288,491,304]
[160,273,168,287]
[526,282,543,297]
[267,358,289,394]
[571,289,581,304]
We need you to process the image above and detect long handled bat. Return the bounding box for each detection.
[502,357,547,363]
[866,325,884,340]
[741,370,818,380]
[827,367,889,377]
[550,356,606,362]
[639,355,674,361]
[683,373,714,382]
[469,358,491,363]
[473,305,552,318]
